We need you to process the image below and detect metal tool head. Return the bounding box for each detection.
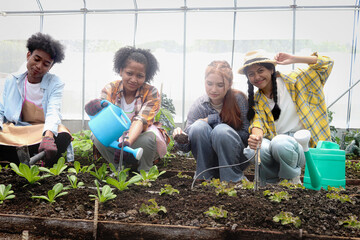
[16,146,31,166]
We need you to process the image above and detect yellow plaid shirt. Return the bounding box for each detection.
[250,53,334,147]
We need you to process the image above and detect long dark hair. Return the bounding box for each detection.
[245,62,281,121]
[206,61,243,130]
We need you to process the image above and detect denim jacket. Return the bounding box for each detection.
[0,71,74,161]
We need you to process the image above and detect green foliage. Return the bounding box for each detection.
[326,192,355,204]
[39,157,68,176]
[279,179,305,189]
[130,165,166,187]
[31,183,68,203]
[345,160,360,172]
[65,175,84,189]
[89,180,117,203]
[72,130,94,160]
[202,178,237,196]
[0,184,15,204]
[204,206,228,219]
[339,215,360,229]
[139,198,167,216]
[89,163,109,181]
[327,186,345,192]
[155,93,176,133]
[263,190,292,203]
[10,163,42,184]
[342,130,360,158]
[273,211,301,228]
[68,161,95,174]
[106,169,133,191]
[177,172,192,179]
[239,179,254,190]
[159,184,179,195]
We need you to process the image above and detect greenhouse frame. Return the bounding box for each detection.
[1,0,360,133]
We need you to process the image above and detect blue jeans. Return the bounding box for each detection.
[189,120,248,182]
[255,135,305,184]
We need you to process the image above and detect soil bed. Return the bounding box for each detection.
[0,154,359,239]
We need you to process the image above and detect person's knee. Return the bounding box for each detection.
[188,120,211,140]
[271,135,302,167]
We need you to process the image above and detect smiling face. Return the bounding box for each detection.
[120,60,146,96]
[246,63,274,94]
[205,72,230,105]
[26,49,54,83]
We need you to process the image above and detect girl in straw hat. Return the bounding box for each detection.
[238,50,334,185]
[173,60,250,182]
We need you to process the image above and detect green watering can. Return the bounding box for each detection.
[294,130,346,191]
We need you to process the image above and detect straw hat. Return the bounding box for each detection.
[237,49,277,75]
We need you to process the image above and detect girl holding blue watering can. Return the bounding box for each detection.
[85,46,169,172]
[238,50,334,185]
[173,61,250,183]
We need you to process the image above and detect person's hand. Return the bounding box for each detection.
[248,134,262,150]
[274,52,295,65]
[173,127,189,145]
[114,140,133,164]
[198,118,208,123]
[85,99,108,116]
[38,136,57,160]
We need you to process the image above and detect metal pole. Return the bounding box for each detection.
[81,0,87,130]
[35,0,43,32]
[181,1,187,128]
[231,0,237,69]
[133,0,138,47]
[291,0,296,70]
[328,79,360,109]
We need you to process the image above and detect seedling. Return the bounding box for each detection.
[0,184,15,204]
[263,190,291,203]
[273,211,301,228]
[327,186,345,192]
[89,163,109,181]
[72,130,94,161]
[139,198,167,216]
[10,163,42,184]
[106,170,133,191]
[240,179,254,190]
[339,215,360,229]
[31,183,68,203]
[177,172,192,179]
[65,175,84,189]
[130,165,166,187]
[39,157,68,176]
[204,206,228,219]
[68,161,94,174]
[279,179,305,189]
[326,192,355,204]
[159,184,179,195]
[89,180,117,203]
[215,184,237,197]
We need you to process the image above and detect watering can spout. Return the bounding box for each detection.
[294,130,322,189]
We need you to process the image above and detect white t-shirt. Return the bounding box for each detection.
[120,95,136,119]
[25,79,43,107]
[265,77,303,134]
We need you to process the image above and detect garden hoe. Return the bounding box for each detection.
[16,145,45,167]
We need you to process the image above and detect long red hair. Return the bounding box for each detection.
[205,61,243,130]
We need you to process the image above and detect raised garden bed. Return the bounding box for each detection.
[0,153,359,240]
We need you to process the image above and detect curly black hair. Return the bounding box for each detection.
[245,62,281,121]
[26,32,65,64]
[113,46,159,83]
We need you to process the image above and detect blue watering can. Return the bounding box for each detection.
[87,100,143,160]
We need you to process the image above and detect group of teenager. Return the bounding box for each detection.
[0,32,333,186]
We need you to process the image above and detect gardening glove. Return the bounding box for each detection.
[85,99,108,116]
[38,136,57,160]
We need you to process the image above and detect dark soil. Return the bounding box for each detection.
[0,155,359,239]
[174,133,189,144]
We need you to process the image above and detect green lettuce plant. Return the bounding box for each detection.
[263,190,291,203]
[279,179,305,189]
[204,206,228,219]
[39,157,68,176]
[159,184,179,195]
[177,172,192,179]
[65,175,84,189]
[68,161,94,174]
[106,170,133,191]
[130,165,166,187]
[0,184,15,204]
[89,163,109,181]
[89,180,117,203]
[240,179,254,190]
[31,183,68,203]
[339,215,360,229]
[72,130,94,161]
[273,211,301,228]
[139,198,167,216]
[10,163,42,184]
